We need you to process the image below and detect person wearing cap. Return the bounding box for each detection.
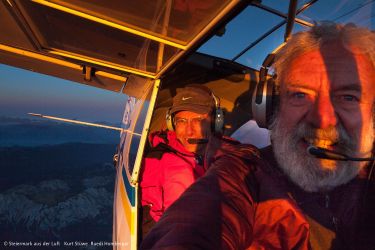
[139,85,222,236]
[167,84,217,155]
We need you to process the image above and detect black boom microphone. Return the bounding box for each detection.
[187,138,209,144]
[307,146,374,161]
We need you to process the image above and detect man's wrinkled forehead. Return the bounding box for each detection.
[279,44,374,91]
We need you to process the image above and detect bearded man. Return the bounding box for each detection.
[140,23,375,250]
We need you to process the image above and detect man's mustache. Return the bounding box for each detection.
[295,123,354,153]
[297,125,339,141]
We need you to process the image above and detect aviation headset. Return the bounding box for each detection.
[166,87,224,133]
[252,43,286,129]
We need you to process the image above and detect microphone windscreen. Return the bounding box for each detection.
[307,146,375,161]
[307,146,348,161]
[187,138,208,144]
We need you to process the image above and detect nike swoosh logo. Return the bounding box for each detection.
[182,97,192,101]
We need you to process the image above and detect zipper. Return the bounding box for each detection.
[332,216,338,232]
[325,194,330,208]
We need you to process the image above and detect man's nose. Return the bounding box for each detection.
[185,120,195,135]
[307,94,337,129]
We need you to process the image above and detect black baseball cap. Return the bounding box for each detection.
[170,85,215,115]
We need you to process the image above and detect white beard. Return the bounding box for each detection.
[270,117,374,192]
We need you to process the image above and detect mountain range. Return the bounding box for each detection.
[0,116,121,249]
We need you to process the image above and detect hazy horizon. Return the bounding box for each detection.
[0,64,127,124]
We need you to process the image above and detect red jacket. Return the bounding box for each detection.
[141,139,375,249]
[140,131,205,222]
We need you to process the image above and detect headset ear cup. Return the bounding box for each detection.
[252,77,275,129]
[252,80,267,128]
[214,108,224,133]
[210,93,224,133]
[265,78,275,127]
[252,50,282,129]
[165,109,174,131]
